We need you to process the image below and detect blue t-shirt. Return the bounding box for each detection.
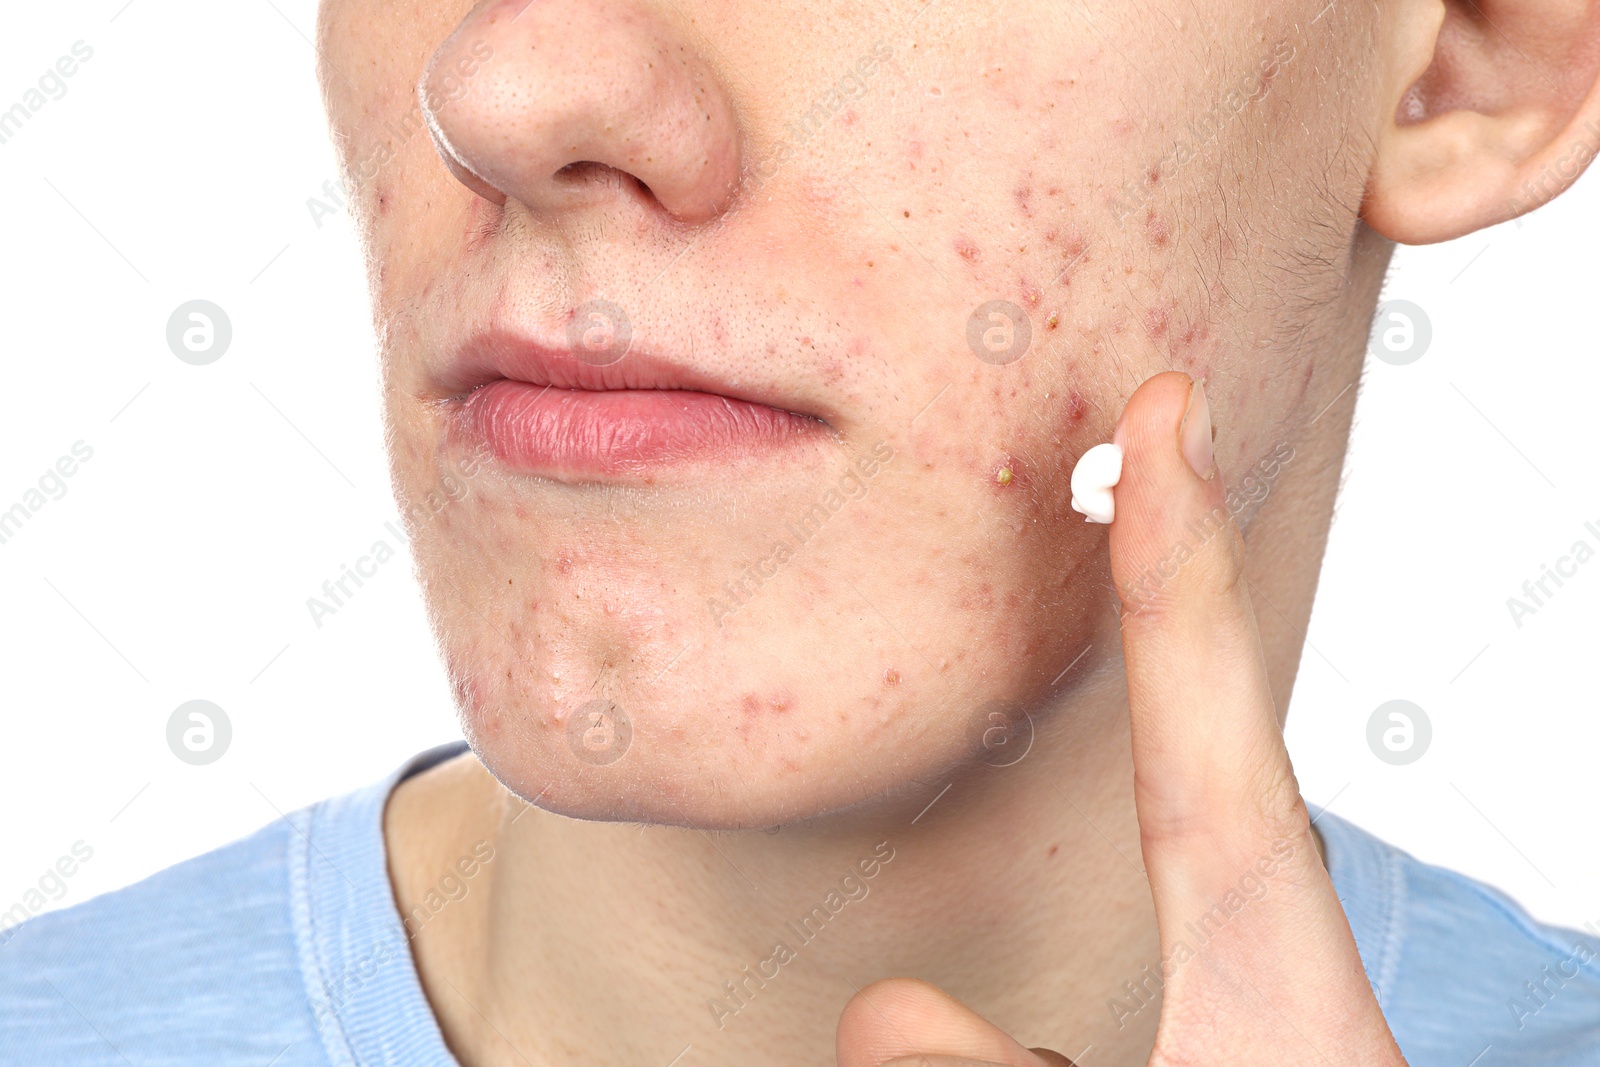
[3,743,1597,1065]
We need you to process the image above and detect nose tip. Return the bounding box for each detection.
[421,0,743,224]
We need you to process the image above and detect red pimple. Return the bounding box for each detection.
[1145,210,1169,248]
[1144,306,1169,338]
[954,235,981,262]
[1066,390,1088,422]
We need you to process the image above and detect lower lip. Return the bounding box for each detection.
[456,380,823,479]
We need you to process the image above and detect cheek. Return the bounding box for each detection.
[881,384,1110,677]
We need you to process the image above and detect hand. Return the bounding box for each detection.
[835,372,1407,1067]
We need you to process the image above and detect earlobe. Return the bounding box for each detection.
[1363,0,1600,244]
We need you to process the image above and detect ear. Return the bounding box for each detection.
[1364,0,1600,244]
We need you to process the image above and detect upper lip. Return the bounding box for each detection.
[436,325,828,427]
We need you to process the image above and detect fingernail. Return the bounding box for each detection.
[1179,377,1213,479]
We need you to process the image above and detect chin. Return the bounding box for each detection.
[399,446,1109,831]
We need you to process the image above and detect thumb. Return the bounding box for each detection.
[836,978,1073,1067]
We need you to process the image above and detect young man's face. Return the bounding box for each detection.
[317,0,1385,827]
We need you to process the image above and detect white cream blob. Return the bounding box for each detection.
[1069,442,1123,524]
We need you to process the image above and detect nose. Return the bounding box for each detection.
[420,0,743,224]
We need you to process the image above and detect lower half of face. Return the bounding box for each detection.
[322,0,1383,827]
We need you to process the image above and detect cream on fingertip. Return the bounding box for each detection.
[1069,442,1123,524]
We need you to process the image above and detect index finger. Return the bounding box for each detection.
[1107,372,1312,911]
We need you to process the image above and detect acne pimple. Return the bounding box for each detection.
[884,667,901,687]
[989,453,1024,492]
[1145,211,1169,248]
[954,235,981,262]
[1144,306,1169,338]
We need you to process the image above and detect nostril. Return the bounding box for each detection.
[552,161,657,204]
[552,161,620,186]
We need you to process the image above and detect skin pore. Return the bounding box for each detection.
[313,0,1600,1063]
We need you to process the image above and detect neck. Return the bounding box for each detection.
[391,664,1162,1065]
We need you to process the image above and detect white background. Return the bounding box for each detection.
[2,1,1596,936]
